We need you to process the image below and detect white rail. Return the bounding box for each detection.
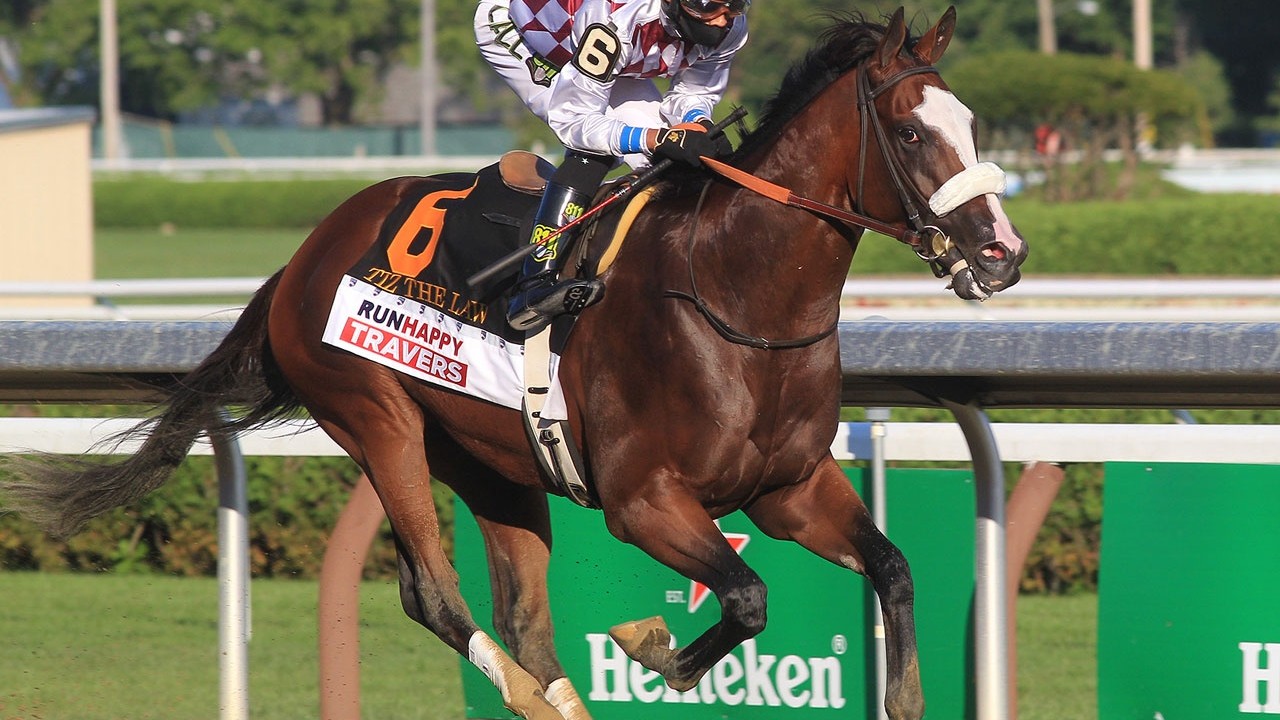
[4,417,1276,464]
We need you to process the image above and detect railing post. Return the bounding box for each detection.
[209,410,250,720]
[867,407,891,720]
[941,399,1009,720]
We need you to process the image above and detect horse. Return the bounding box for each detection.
[0,7,1024,720]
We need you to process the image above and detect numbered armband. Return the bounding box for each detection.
[571,24,622,83]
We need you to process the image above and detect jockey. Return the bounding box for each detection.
[476,0,749,332]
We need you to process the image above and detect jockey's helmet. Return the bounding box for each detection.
[663,0,748,46]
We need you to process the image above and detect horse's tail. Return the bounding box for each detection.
[0,270,302,538]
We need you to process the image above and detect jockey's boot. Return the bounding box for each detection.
[507,151,612,333]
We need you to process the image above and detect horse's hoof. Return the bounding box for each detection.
[510,690,566,720]
[609,616,674,672]
[885,655,925,720]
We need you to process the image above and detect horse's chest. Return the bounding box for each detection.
[693,422,830,502]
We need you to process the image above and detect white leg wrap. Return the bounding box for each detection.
[928,161,1007,216]
[468,631,511,703]
[545,678,593,720]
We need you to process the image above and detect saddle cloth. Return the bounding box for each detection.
[321,162,543,411]
[320,159,649,419]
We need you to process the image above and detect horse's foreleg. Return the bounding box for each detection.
[744,455,924,720]
[602,488,767,692]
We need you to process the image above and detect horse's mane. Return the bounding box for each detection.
[733,12,890,159]
[656,12,916,194]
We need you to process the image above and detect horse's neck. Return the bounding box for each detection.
[697,110,861,317]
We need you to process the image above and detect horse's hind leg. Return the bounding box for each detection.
[314,412,564,720]
[429,442,593,720]
[744,454,924,720]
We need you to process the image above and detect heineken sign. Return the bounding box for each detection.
[456,468,976,719]
[1100,463,1280,718]
[586,635,848,709]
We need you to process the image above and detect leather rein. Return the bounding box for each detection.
[667,63,950,350]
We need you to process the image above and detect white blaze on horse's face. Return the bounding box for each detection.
[912,86,1024,257]
[915,85,978,165]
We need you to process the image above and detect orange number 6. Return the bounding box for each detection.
[386,180,477,277]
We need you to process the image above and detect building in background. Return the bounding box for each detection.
[0,107,96,306]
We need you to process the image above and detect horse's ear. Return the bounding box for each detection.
[876,7,908,69]
[912,6,957,65]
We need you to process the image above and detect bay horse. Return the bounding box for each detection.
[1,7,1024,720]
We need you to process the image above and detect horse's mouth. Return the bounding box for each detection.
[942,240,1024,301]
[948,268,993,301]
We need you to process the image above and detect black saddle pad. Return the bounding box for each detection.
[346,162,537,345]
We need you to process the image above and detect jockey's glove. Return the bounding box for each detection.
[650,124,732,167]
[690,117,734,158]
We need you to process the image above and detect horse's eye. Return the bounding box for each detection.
[898,127,920,144]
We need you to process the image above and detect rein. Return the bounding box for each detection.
[700,157,919,246]
[663,61,985,350]
[701,62,983,285]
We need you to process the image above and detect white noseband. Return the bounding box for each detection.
[928,161,1007,216]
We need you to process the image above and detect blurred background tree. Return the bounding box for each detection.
[0,0,1276,146]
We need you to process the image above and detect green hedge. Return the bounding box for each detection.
[0,452,453,580]
[94,177,372,229]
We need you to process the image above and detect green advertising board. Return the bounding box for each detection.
[455,468,976,719]
[1099,463,1280,719]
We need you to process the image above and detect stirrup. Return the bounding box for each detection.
[508,278,604,332]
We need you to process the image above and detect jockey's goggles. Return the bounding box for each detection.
[679,0,750,21]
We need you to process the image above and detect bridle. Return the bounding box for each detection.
[856,65,938,235]
[703,60,1002,292]
[668,58,1001,349]
[855,64,965,280]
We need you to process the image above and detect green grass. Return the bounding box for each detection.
[0,572,460,720]
[94,228,305,279]
[0,571,1095,720]
[1016,594,1098,720]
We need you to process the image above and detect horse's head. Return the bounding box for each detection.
[858,7,1027,300]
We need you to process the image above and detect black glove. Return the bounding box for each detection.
[651,126,729,167]
[695,118,734,158]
